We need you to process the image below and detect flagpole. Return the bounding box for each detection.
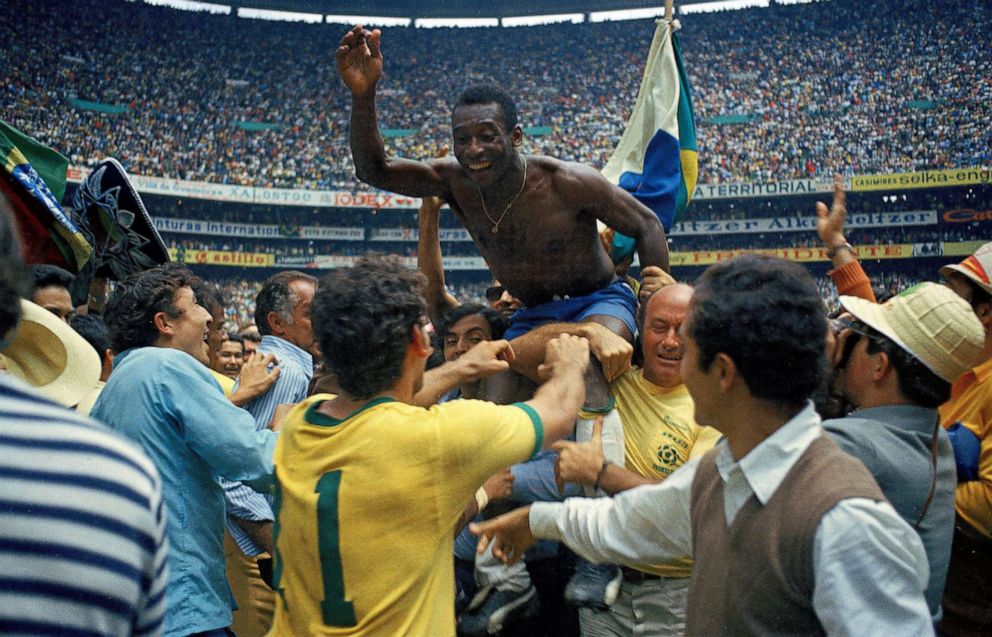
[664,0,674,20]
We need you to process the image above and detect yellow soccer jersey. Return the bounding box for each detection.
[611,368,721,577]
[269,394,543,636]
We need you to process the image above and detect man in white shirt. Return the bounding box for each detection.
[473,254,934,636]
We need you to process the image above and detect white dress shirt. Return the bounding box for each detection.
[530,402,934,636]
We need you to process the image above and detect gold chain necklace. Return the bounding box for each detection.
[477,156,527,234]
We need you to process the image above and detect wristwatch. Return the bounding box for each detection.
[826,242,854,258]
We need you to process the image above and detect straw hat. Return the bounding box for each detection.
[940,242,992,296]
[1,299,101,406]
[840,282,984,383]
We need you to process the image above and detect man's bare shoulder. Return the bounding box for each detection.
[532,156,609,196]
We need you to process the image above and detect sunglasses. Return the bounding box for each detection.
[485,285,506,303]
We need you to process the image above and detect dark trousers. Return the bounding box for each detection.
[940,522,992,636]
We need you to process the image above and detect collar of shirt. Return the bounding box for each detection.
[258,334,313,377]
[714,401,822,509]
[845,404,938,437]
[972,356,992,384]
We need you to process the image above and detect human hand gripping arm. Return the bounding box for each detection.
[411,339,516,407]
[336,26,446,196]
[553,416,656,495]
[230,351,281,407]
[524,334,591,446]
[508,321,631,383]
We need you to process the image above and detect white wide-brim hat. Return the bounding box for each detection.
[1,299,101,406]
[840,282,985,383]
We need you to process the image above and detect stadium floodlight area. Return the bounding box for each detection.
[237,7,323,23]
[681,0,769,14]
[325,15,412,27]
[143,0,230,14]
[502,13,585,27]
[588,7,668,22]
[415,17,500,28]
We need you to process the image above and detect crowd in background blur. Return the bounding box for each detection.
[3,0,990,192]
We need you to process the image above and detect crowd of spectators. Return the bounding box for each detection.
[4,0,989,193]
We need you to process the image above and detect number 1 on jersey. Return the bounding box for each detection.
[316,471,357,627]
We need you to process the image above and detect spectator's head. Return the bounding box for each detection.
[311,255,428,400]
[255,271,317,352]
[837,283,984,408]
[192,279,228,361]
[30,264,75,323]
[682,255,827,429]
[104,263,210,363]
[485,280,523,322]
[69,313,114,382]
[239,323,261,354]
[212,333,245,380]
[638,283,693,388]
[940,242,992,340]
[438,303,505,362]
[451,85,523,187]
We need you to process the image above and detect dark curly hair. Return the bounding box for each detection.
[311,255,427,400]
[453,84,519,131]
[104,263,200,353]
[689,255,827,408]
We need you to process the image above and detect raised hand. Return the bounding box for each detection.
[578,322,633,382]
[457,338,516,381]
[639,265,677,303]
[335,25,382,96]
[231,351,281,406]
[816,174,848,249]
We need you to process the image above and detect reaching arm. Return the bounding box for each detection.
[553,418,656,495]
[417,195,460,323]
[522,334,591,447]
[508,321,632,383]
[564,164,669,273]
[411,339,516,407]
[336,26,447,197]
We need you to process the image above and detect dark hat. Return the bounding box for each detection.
[69,158,170,301]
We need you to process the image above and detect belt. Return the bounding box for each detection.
[620,566,662,583]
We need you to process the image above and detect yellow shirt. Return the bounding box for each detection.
[612,368,722,576]
[941,357,992,540]
[269,395,542,636]
[210,369,236,398]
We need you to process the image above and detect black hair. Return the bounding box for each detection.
[225,333,244,347]
[191,279,227,316]
[70,314,112,356]
[0,200,25,336]
[104,263,199,353]
[862,327,952,408]
[438,303,507,341]
[962,276,992,310]
[689,255,827,408]
[255,270,318,336]
[454,85,519,131]
[311,255,427,400]
[29,263,74,293]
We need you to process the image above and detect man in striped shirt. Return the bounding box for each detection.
[0,200,169,636]
[223,270,317,636]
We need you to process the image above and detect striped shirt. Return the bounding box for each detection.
[0,374,169,636]
[223,335,313,556]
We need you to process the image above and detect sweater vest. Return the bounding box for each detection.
[687,435,884,636]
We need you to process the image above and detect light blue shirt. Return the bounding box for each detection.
[530,402,935,636]
[223,334,313,556]
[92,347,277,637]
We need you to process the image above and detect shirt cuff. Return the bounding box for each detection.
[529,502,565,541]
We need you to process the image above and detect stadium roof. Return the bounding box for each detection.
[227,0,737,19]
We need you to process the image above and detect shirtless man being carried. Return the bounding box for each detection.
[337,27,668,409]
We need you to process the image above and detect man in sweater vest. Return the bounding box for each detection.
[824,283,984,626]
[473,255,934,635]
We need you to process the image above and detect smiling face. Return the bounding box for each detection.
[641,284,693,388]
[214,338,245,379]
[162,286,213,365]
[451,102,522,188]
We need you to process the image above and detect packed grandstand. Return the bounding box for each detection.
[3,0,990,330]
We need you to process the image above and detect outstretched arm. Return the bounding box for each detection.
[417,194,460,323]
[508,320,632,383]
[336,26,447,197]
[565,164,669,273]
